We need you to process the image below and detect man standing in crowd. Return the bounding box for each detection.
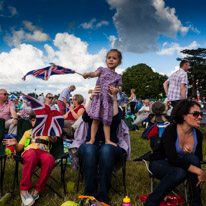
[163,60,190,108]
[57,85,76,114]
[0,88,18,135]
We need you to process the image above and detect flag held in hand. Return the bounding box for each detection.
[22,63,75,81]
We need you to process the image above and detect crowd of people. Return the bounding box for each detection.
[1,51,206,206]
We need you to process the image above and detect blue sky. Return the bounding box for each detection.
[0,0,205,98]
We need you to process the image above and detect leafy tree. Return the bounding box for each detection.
[9,91,22,97]
[27,92,38,99]
[122,63,167,99]
[177,48,206,97]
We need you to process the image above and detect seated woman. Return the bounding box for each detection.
[63,94,85,137]
[3,111,57,206]
[70,86,131,205]
[145,100,206,206]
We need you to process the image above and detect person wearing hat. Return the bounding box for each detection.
[132,99,150,126]
[149,101,168,123]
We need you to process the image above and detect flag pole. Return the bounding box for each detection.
[75,71,83,76]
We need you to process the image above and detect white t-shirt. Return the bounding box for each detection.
[139,105,150,115]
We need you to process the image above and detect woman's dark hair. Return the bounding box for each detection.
[29,110,36,120]
[172,99,201,124]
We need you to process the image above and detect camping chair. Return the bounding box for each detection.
[134,123,188,204]
[0,118,7,197]
[76,149,127,197]
[12,118,69,198]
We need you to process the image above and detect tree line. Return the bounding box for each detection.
[122,48,206,99]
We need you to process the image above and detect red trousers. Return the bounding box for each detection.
[20,149,55,192]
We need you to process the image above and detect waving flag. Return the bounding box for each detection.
[22,63,75,81]
[22,93,64,137]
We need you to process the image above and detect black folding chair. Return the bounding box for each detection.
[134,135,188,203]
[12,119,69,198]
[0,118,7,197]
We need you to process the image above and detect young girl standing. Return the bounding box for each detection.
[83,49,122,146]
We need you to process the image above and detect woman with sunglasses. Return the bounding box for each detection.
[45,93,55,108]
[145,99,206,206]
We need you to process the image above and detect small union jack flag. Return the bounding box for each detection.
[22,93,64,137]
[22,63,75,81]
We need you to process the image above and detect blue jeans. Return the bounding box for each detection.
[78,142,123,204]
[145,154,202,206]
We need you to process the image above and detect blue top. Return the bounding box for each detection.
[175,128,198,158]
[58,88,71,102]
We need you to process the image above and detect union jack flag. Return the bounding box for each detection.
[22,93,64,137]
[22,63,75,81]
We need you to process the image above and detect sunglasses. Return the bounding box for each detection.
[1,93,9,96]
[73,98,76,101]
[47,97,53,99]
[188,111,203,117]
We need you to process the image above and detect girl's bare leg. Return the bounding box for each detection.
[87,119,100,144]
[104,124,117,146]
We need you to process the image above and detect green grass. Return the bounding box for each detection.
[1,126,206,206]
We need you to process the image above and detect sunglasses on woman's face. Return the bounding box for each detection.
[47,97,53,99]
[188,111,203,117]
[1,93,9,96]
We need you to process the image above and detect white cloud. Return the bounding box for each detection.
[23,20,41,32]
[25,31,50,42]
[167,65,179,77]
[79,18,109,30]
[4,29,25,47]
[189,25,201,34]
[157,41,200,56]
[4,21,50,46]
[106,0,189,53]
[0,33,108,99]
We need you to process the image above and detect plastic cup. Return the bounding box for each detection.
[67,181,75,192]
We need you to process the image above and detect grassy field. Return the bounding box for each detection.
[1,126,206,206]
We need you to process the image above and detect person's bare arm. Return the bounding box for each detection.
[49,136,57,143]
[2,135,24,153]
[62,97,68,107]
[163,80,169,96]
[109,85,118,116]
[180,84,186,99]
[10,109,18,125]
[70,107,85,120]
[188,165,206,188]
[86,86,101,112]
[83,70,100,79]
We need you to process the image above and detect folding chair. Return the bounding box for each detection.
[76,149,127,197]
[134,127,188,204]
[0,118,7,197]
[12,119,69,198]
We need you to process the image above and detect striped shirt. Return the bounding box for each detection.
[58,88,71,103]
[167,69,188,101]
